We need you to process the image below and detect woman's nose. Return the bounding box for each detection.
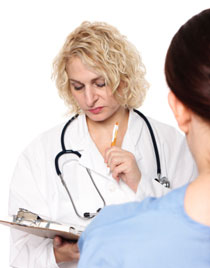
[85,86,97,106]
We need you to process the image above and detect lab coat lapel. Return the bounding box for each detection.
[79,138,109,177]
[70,110,144,177]
[76,115,110,178]
[121,109,144,161]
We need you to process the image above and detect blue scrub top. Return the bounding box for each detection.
[78,184,210,268]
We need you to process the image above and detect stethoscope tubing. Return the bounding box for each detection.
[133,109,161,175]
[61,114,79,151]
[55,114,106,219]
[55,109,170,220]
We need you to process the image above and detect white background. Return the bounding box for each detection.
[0,0,209,266]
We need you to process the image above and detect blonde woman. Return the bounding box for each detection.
[9,21,196,267]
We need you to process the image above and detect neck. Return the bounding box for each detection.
[188,117,210,176]
[194,141,210,175]
[86,107,129,156]
[86,107,129,132]
[184,116,210,226]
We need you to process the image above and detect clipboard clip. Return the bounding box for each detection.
[14,208,43,224]
[12,208,84,236]
[13,208,55,229]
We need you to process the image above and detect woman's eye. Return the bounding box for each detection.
[71,83,84,90]
[96,82,105,88]
[74,85,83,90]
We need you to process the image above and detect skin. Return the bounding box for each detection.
[67,56,141,191]
[53,56,141,263]
[53,236,79,263]
[168,91,210,226]
[54,91,210,264]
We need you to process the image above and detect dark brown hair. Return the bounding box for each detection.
[165,9,210,121]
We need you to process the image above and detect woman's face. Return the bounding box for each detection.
[66,57,122,122]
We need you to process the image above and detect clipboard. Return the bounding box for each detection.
[0,208,84,241]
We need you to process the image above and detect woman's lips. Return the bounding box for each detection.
[89,107,103,114]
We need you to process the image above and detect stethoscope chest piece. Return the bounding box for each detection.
[154,174,170,188]
[134,109,170,189]
[55,114,106,220]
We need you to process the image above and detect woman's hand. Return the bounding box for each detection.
[104,146,141,192]
[53,236,80,264]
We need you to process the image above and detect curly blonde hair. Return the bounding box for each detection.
[52,21,149,114]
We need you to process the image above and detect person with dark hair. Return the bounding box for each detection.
[78,9,210,268]
[8,21,197,268]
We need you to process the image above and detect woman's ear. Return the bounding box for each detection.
[168,91,191,134]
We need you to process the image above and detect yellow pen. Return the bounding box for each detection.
[111,122,119,147]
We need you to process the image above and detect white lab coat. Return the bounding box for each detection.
[8,110,197,268]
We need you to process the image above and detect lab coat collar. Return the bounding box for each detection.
[79,114,109,177]
[66,110,144,178]
[122,109,144,156]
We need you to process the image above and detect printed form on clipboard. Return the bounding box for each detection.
[0,208,84,241]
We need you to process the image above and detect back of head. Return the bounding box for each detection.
[165,9,210,122]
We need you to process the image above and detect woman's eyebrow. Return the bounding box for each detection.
[69,79,83,84]
[70,76,104,84]
[91,76,104,83]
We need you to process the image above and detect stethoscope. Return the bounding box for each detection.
[55,109,170,220]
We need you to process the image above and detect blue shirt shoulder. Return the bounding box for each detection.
[78,184,210,268]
